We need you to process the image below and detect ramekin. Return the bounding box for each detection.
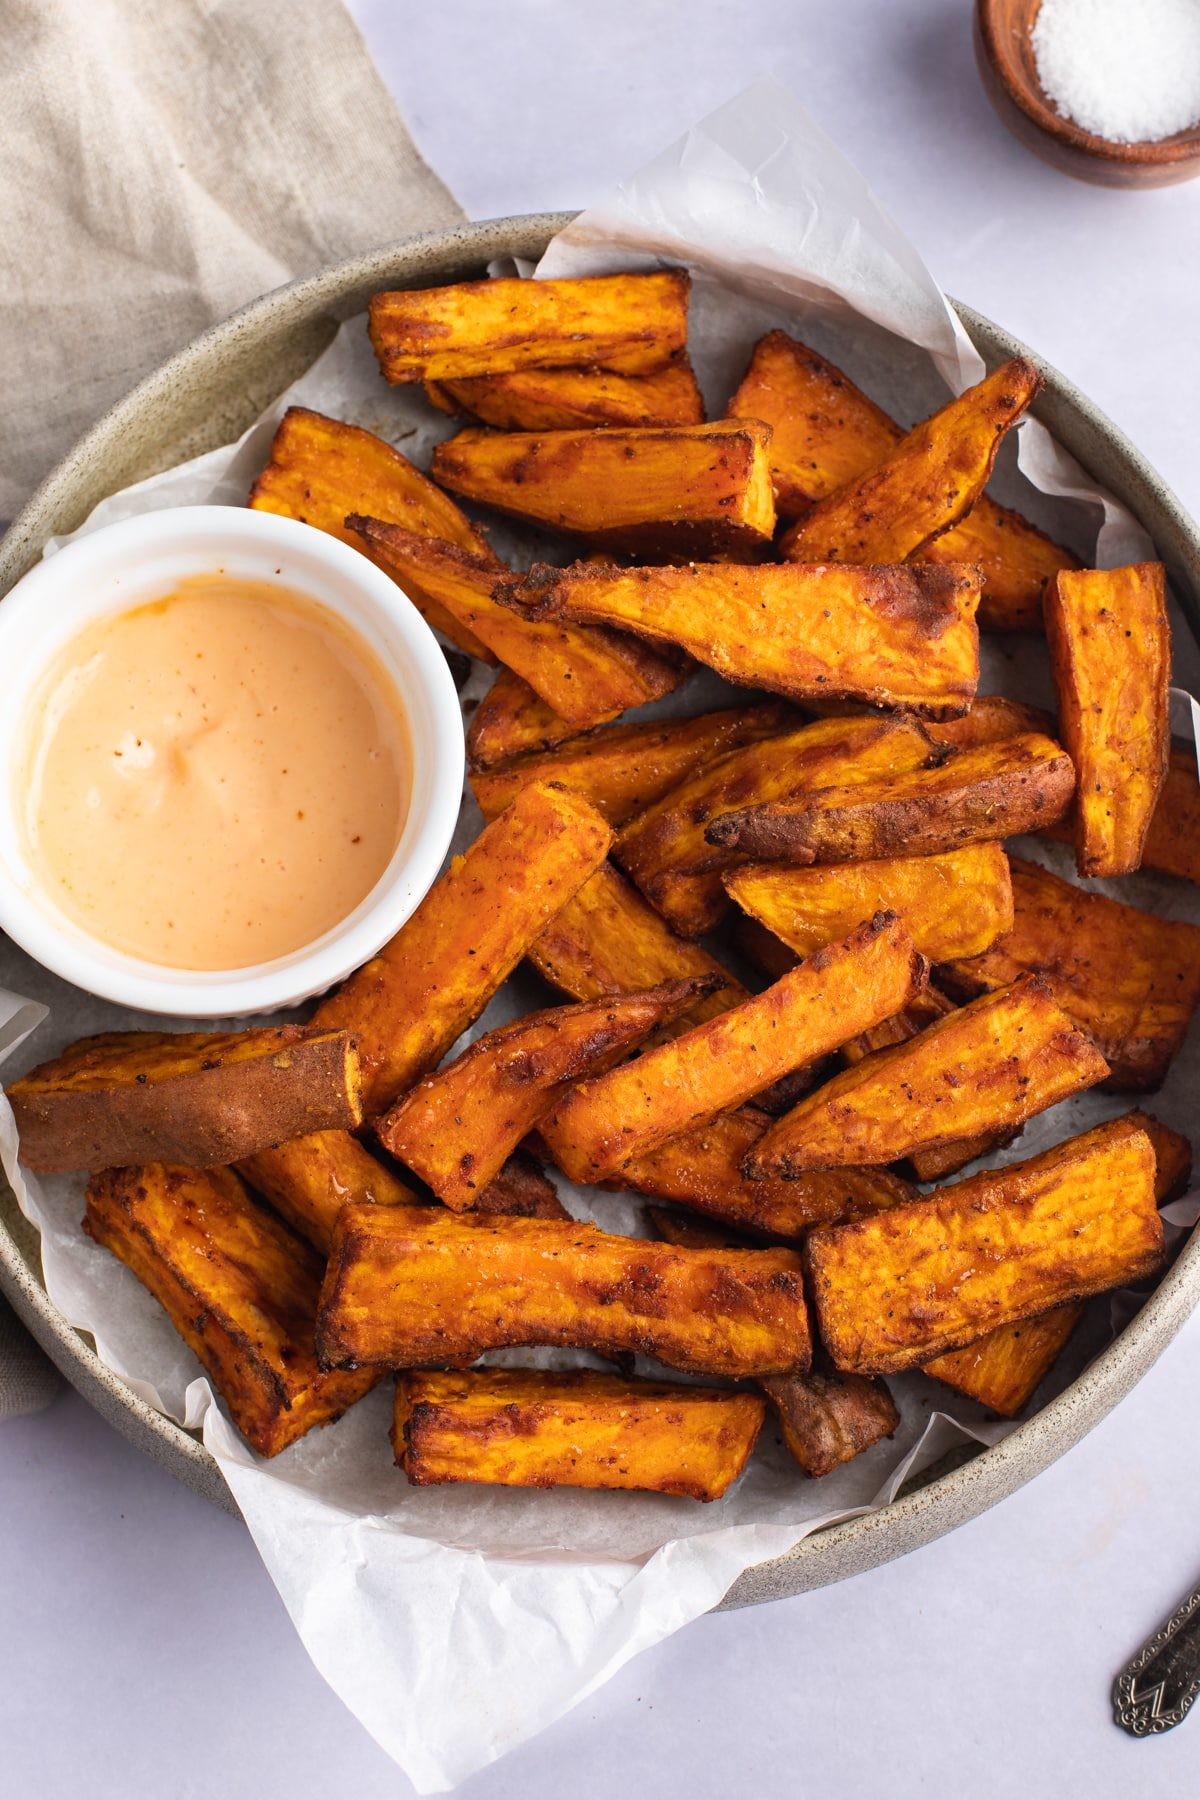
[0,505,465,1017]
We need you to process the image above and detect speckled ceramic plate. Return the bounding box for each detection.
[3,213,1200,1607]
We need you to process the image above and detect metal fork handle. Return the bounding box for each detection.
[1114,1582,1200,1735]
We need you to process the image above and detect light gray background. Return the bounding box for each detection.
[6,3,1200,1794]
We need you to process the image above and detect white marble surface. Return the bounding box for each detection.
[6,2,1200,1793]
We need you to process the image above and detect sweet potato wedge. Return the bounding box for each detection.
[1044,562,1171,877]
[615,713,943,938]
[84,1165,375,1456]
[499,559,981,718]
[650,1202,901,1475]
[526,862,747,1031]
[368,270,690,383]
[724,845,1013,966]
[923,694,1057,751]
[839,984,1017,1182]
[377,979,716,1210]
[319,782,613,1112]
[236,1130,418,1255]
[540,912,926,1183]
[922,1111,1191,1415]
[349,520,682,729]
[425,359,705,431]
[806,1116,1164,1374]
[248,407,496,660]
[466,668,581,770]
[613,1106,918,1241]
[745,974,1108,1178]
[392,1368,764,1499]
[779,357,1042,564]
[8,1026,361,1174]
[705,733,1075,864]
[316,1203,811,1377]
[432,421,776,559]
[939,856,1200,1090]
[726,334,1077,629]
[471,703,795,826]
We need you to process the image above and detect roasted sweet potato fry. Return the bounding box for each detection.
[425,359,704,431]
[471,703,794,826]
[939,857,1200,1090]
[839,985,1017,1182]
[526,862,747,1030]
[806,1116,1164,1374]
[432,421,776,559]
[248,407,496,660]
[500,559,981,718]
[541,913,926,1183]
[616,714,943,938]
[724,846,1013,966]
[369,270,690,383]
[349,520,682,729]
[85,1166,375,1456]
[7,1026,361,1174]
[613,1106,917,1240]
[319,782,612,1111]
[393,1368,764,1500]
[1044,562,1171,877]
[745,975,1108,1178]
[650,1202,901,1475]
[706,733,1075,864]
[923,1110,1192,1414]
[779,357,1041,564]
[923,694,1057,751]
[726,334,1076,629]
[236,1130,417,1254]
[377,979,716,1210]
[316,1203,810,1378]
[466,668,581,771]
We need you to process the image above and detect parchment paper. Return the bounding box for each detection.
[2,78,1199,1793]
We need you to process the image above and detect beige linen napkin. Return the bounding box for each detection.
[0,0,463,1412]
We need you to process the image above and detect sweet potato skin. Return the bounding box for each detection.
[393,1368,764,1500]
[352,520,682,729]
[706,733,1075,864]
[236,1130,418,1255]
[526,862,747,1031]
[316,1204,811,1378]
[471,704,795,827]
[923,694,1057,751]
[746,975,1109,1178]
[377,979,715,1210]
[368,270,690,383]
[466,668,581,770]
[318,782,613,1114]
[724,845,1013,966]
[613,1106,918,1241]
[501,559,982,718]
[806,1117,1164,1374]
[247,407,496,659]
[939,856,1200,1091]
[426,359,705,431]
[541,912,927,1183]
[726,334,1074,631]
[779,357,1042,564]
[432,421,776,559]
[9,1026,361,1174]
[616,713,942,939]
[1045,562,1171,877]
[84,1166,375,1456]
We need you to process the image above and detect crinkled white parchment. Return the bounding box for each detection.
[3,77,1199,1794]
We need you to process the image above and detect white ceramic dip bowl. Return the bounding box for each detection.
[0,504,464,1017]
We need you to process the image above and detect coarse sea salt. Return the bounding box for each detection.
[1032,0,1200,144]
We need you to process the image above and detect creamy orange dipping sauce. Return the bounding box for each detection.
[19,576,410,970]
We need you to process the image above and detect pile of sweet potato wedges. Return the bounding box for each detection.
[11,268,1199,1503]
